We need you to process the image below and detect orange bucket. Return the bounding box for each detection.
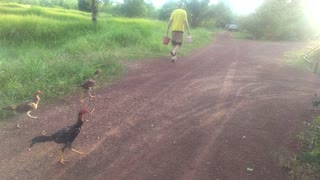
[163,37,170,45]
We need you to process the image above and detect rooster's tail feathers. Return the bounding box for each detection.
[2,105,16,111]
[29,135,53,148]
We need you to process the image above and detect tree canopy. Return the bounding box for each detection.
[2,0,318,41]
[238,0,318,40]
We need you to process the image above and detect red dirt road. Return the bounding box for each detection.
[1,33,319,180]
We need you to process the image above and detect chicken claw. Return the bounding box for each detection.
[71,148,88,155]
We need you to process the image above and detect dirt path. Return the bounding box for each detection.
[1,32,320,180]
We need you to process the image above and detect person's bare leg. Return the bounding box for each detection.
[173,45,180,55]
[171,45,176,55]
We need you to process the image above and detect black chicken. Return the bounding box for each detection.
[80,70,101,102]
[2,90,42,128]
[29,108,89,164]
[312,93,320,108]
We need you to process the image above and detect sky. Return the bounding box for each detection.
[222,0,263,14]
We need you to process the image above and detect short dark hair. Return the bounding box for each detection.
[177,2,183,8]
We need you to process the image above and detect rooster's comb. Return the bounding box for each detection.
[80,108,89,115]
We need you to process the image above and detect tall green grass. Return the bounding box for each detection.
[0,2,214,118]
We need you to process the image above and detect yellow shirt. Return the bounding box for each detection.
[170,9,187,32]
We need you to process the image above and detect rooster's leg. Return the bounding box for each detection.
[59,145,70,164]
[88,91,95,98]
[16,118,21,128]
[59,151,67,164]
[71,148,87,155]
[88,88,96,100]
[27,111,37,119]
[80,93,85,103]
[59,152,71,164]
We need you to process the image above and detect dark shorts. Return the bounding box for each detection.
[171,31,183,47]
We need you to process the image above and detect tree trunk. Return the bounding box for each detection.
[91,0,98,25]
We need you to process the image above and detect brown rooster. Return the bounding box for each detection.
[80,69,101,102]
[2,90,42,128]
[29,108,89,164]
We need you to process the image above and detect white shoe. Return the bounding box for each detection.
[171,56,177,63]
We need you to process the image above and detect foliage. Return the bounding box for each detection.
[183,0,211,27]
[158,0,233,29]
[78,0,90,12]
[238,0,318,41]
[0,0,78,9]
[157,1,176,21]
[116,0,156,18]
[0,2,213,118]
[120,0,146,17]
[280,117,320,179]
[211,1,233,28]
[283,44,320,73]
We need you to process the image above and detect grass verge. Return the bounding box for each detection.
[0,3,215,118]
[278,117,320,180]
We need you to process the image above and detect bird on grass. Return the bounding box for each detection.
[80,70,101,102]
[29,108,89,164]
[2,90,42,128]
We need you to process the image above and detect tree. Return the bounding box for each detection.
[144,0,157,18]
[120,0,146,17]
[158,1,177,21]
[158,0,211,28]
[183,0,211,27]
[91,0,98,24]
[238,0,315,40]
[78,0,91,12]
[211,1,233,28]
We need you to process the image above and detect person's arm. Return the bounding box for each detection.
[184,20,191,36]
[166,19,173,37]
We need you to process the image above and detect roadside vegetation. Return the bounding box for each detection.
[0,2,214,118]
[278,117,320,180]
[283,46,320,179]
[284,45,319,71]
[237,0,319,41]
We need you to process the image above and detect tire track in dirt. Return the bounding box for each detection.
[52,34,237,180]
[89,36,242,180]
[54,34,239,180]
[180,38,240,179]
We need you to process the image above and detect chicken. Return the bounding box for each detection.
[2,90,42,128]
[312,93,320,108]
[29,108,89,164]
[80,70,101,102]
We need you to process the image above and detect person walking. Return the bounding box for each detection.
[166,2,191,62]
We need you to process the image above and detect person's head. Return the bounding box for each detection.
[177,2,183,8]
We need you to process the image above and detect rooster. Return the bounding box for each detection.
[80,70,101,102]
[2,90,42,128]
[29,108,89,164]
[29,109,89,164]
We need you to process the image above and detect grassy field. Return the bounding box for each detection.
[0,3,215,118]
